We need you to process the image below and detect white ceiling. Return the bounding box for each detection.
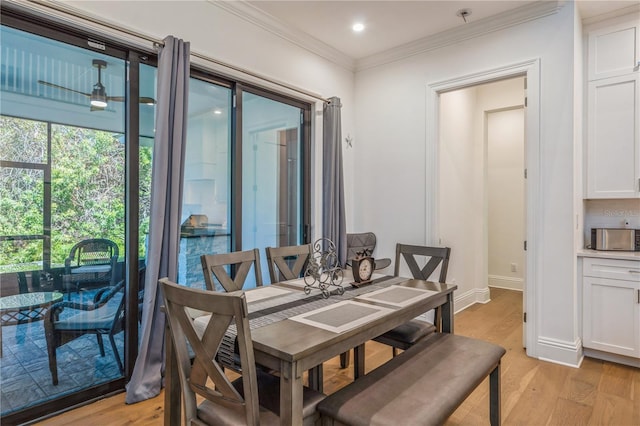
[243,0,638,61]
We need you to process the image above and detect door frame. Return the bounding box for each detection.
[425,58,540,358]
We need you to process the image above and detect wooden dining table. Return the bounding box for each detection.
[164,273,457,425]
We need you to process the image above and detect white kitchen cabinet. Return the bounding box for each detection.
[586,73,639,198]
[588,18,639,81]
[582,257,640,358]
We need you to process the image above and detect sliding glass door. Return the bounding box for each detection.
[179,82,311,290]
[241,91,306,286]
[0,23,132,418]
[0,7,311,424]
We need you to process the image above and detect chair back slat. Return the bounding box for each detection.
[394,244,451,282]
[160,278,262,425]
[201,249,263,292]
[265,244,312,282]
[67,238,119,267]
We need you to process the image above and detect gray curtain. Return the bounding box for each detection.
[126,35,190,404]
[323,97,347,267]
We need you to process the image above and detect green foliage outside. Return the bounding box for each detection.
[0,116,152,272]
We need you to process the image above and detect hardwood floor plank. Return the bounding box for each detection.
[589,392,635,425]
[547,397,593,425]
[598,362,635,400]
[35,287,640,426]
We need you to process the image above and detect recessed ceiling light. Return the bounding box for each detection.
[213,109,222,115]
[352,22,365,32]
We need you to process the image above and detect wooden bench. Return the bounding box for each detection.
[317,332,506,425]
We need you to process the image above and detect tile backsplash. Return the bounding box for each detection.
[584,199,640,248]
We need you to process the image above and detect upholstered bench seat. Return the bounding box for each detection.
[317,332,506,426]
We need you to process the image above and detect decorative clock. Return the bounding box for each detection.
[351,249,376,287]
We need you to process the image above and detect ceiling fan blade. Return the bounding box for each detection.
[38,80,91,97]
[107,95,156,105]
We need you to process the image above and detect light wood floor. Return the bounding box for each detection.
[36,288,640,425]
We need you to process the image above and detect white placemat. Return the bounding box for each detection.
[288,300,392,333]
[245,286,292,303]
[355,285,438,307]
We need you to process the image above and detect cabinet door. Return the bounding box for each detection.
[583,276,640,357]
[587,74,639,198]
[588,20,639,80]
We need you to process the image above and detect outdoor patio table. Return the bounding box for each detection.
[0,291,63,357]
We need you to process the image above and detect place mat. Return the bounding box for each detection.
[288,300,392,333]
[355,285,438,307]
[216,275,406,368]
[276,271,385,291]
[245,286,291,303]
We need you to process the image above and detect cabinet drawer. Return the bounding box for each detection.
[583,257,640,281]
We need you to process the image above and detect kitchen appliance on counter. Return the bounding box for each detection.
[180,214,221,237]
[591,228,640,251]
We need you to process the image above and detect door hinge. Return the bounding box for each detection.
[524,168,527,179]
[524,312,527,323]
[525,97,528,107]
[524,241,527,251]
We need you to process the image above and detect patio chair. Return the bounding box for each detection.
[44,279,126,385]
[160,277,325,425]
[200,248,263,292]
[265,243,312,283]
[64,238,119,300]
[373,244,451,356]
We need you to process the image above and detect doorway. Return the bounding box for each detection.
[433,67,536,352]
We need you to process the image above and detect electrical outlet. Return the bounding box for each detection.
[510,263,517,272]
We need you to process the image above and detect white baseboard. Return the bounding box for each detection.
[537,336,583,368]
[454,287,491,313]
[488,274,523,291]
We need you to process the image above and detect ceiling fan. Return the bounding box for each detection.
[38,59,156,111]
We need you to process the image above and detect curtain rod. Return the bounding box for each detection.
[25,0,329,103]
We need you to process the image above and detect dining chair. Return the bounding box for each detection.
[346,232,392,270]
[200,248,263,292]
[373,244,451,356]
[160,277,325,425]
[339,232,393,370]
[265,244,312,283]
[265,243,325,389]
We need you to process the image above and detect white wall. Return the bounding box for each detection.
[439,87,480,295]
[354,4,581,365]
[486,109,525,291]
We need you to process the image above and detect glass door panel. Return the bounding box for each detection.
[0,24,126,417]
[242,92,303,286]
[179,77,232,289]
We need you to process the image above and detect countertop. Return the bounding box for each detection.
[577,249,640,262]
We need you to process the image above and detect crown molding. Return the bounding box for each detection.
[581,3,640,28]
[356,1,563,71]
[209,0,356,72]
[209,0,563,74]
